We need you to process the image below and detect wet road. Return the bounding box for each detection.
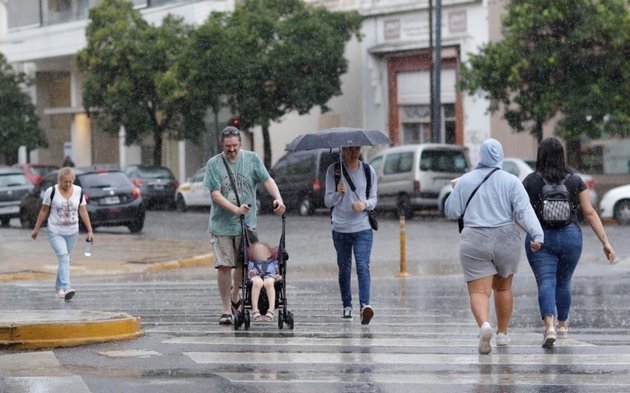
[1,211,629,392]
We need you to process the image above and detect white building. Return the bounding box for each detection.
[1,0,557,180]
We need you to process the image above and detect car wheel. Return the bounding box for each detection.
[20,210,35,229]
[613,199,630,225]
[1,217,10,226]
[298,196,312,216]
[440,193,450,217]
[128,217,145,233]
[396,194,413,219]
[175,195,187,212]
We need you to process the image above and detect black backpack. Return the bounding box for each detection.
[540,174,572,227]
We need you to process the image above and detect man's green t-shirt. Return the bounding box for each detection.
[203,150,270,236]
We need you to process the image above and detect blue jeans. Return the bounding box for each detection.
[332,229,373,309]
[48,231,78,291]
[525,224,582,322]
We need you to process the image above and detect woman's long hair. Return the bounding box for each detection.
[535,137,571,182]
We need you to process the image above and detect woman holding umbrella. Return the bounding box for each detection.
[324,145,378,325]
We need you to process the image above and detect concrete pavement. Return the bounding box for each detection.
[0,229,213,350]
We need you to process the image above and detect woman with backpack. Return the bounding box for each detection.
[523,137,616,348]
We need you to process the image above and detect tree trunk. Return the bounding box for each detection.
[262,123,272,169]
[153,127,163,166]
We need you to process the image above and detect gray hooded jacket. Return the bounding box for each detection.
[444,139,544,243]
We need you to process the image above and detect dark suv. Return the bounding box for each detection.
[122,165,179,210]
[20,167,146,233]
[0,167,33,226]
[257,148,340,216]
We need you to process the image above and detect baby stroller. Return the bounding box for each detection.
[233,213,294,330]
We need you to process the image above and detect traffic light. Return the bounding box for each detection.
[229,117,241,128]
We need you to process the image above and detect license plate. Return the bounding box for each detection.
[0,205,19,214]
[103,196,120,205]
[153,184,164,190]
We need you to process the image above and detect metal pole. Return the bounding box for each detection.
[396,215,409,277]
[428,0,434,142]
[433,0,442,143]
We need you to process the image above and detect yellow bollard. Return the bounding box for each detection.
[396,215,409,277]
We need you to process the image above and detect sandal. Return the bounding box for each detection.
[263,310,274,322]
[252,310,262,322]
[219,313,233,325]
[231,299,241,314]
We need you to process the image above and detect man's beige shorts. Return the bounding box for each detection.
[210,234,243,269]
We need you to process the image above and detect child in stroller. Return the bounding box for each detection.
[247,242,281,322]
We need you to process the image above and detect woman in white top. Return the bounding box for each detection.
[31,167,94,300]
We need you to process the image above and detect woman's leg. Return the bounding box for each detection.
[525,234,559,322]
[48,232,73,291]
[555,225,583,323]
[353,229,373,309]
[332,231,353,309]
[492,274,513,334]
[467,276,493,327]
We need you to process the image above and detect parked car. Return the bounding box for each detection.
[599,184,630,225]
[257,148,341,216]
[0,168,33,226]
[14,163,59,185]
[20,167,145,233]
[368,144,470,218]
[175,167,212,211]
[122,165,178,210]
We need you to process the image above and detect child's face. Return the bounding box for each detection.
[250,243,271,261]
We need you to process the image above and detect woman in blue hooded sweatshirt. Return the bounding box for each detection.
[445,138,544,354]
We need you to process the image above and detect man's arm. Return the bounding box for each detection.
[211,190,250,216]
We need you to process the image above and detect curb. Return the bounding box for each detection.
[0,254,215,283]
[0,310,144,350]
[144,254,214,273]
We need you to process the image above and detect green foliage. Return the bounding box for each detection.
[0,54,46,163]
[77,0,193,165]
[459,0,629,143]
[185,0,362,167]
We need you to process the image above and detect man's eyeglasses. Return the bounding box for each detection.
[222,127,240,136]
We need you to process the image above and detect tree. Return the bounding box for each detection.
[77,0,195,166]
[459,0,629,151]
[0,53,46,164]
[189,0,362,168]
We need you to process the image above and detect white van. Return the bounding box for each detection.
[368,144,469,218]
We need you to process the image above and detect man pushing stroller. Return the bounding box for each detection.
[203,126,286,325]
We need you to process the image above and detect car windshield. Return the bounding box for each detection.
[0,173,29,187]
[136,167,173,179]
[78,172,132,189]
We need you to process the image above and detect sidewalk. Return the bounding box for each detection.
[0,230,214,350]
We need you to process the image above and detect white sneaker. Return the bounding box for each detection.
[360,305,374,325]
[57,289,65,298]
[496,332,510,347]
[557,326,568,339]
[478,322,493,354]
[64,288,76,301]
[342,307,352,319]
[543,328,557,348]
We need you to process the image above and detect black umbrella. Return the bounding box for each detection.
[285,127,392,152]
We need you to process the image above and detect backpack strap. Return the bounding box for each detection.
[334,162,371,198]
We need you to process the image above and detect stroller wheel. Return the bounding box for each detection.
[277,311,284,330]
[244,310,251,330]
[233,312,242,331]
[287,311,294,330]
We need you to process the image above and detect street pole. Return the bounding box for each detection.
[433,0,442,143]
[396,215,409,278]
[428,0,434,142]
